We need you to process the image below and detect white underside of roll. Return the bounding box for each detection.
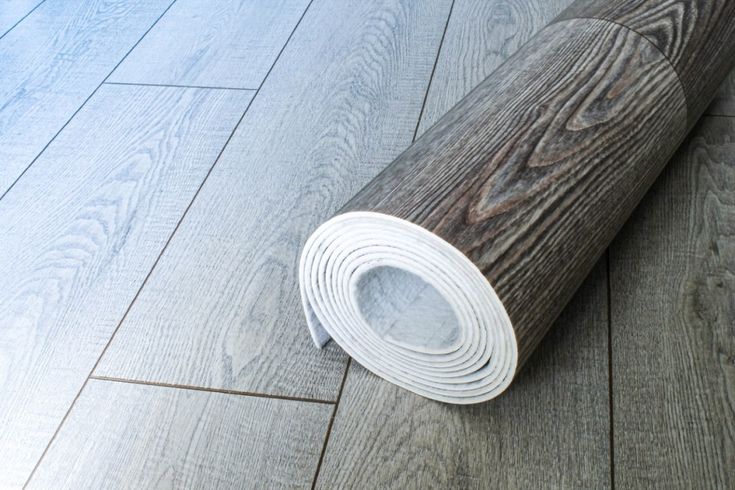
[299,212,518,404]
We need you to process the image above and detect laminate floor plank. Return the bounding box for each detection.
[315,1,612,487]
[0,0,43,37]
[0,0,173,197]
[708,69,735,116]
[317,262,609,489]
[0,85,252,488]
[95,0,454,401]
[109,0,310,90]
[27,380,331,489]
[609,116,735,489]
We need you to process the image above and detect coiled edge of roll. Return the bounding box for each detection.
[299,211,517,404]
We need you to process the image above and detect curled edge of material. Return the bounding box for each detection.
[299,211,518,405]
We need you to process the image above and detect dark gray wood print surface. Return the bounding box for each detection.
[556,0,735,126]
[316,1,611,486]
[610,117,735,488]
[343,17,688,367]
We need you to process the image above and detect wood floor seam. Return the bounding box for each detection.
[0,0,180,205]
[411,0,456,143]
[310,359,351,490]
[24,1,316,484]
[311,3,457,485]
[88,376,336,405]
[0,0,46,40]
[607,251,616,490]
[104,81,259,92]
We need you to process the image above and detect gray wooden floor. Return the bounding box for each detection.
[0,0,732,488]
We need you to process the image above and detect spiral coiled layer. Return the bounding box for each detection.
[299,212,518,404]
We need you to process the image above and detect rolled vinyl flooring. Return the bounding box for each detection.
[300,0,735,404]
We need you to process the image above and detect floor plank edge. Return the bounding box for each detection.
[88,376,337,405]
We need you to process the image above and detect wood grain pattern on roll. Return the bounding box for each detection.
[299,0,735,403]
[556,0,735,126]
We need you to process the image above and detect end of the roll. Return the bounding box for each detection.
[298,211,518,404]
[303,297,332,348]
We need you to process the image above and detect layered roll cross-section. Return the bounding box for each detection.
[300,212,517,404]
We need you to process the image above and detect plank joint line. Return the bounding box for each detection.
[22,1,316,486]
[0,0,180,205]
[309,2,457,485]
[104,81,259,92]
[89,376,335,405]
[0,0,47,41]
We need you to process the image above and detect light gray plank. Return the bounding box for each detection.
[0,85,252,488]
[317,263,610,489]
[0,0,172,196]
[96,0,454,401]
[315,0,611,487]
[610,116,735,489]
[28,380,332,489]
[110,0,310,89]
[0,0,43,37]
[708,69,735,116]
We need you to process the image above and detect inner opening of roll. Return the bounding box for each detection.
[354,265,460,353]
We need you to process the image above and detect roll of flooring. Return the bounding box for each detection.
[299,0,735,404]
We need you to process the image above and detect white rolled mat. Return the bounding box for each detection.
[299,212,517,404]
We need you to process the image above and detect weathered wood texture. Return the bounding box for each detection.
[0,85,250,488]
[0,0,42,37]
[344,17,687,367]
[317,261,610,489]
[556,0,735,126]
[316,1,610,485]
[610,117,735,489]
[27,380,332,489]
[0,0,172,196]
[96,0,453,401]
[109,0,310,89]
[708,69,735,116]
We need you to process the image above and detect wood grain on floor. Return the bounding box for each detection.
[314,1,610,487]
[610,116,735,489]
[0,85,251,488]
[26,379,332,489]
[0,0,173,196]
[109,0,310,89]
[0,0,43,37]
[316,263,610,489]
[95,0,454,401]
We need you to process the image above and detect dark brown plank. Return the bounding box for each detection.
[28,380,331,489]
[609,116,735,488]
[556,0,735,126]
[316,1,610,486]
[95,0,454,401]
[343,18,686,367]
